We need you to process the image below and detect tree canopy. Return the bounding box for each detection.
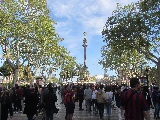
[0,0,77,85]
[100,0,160,82]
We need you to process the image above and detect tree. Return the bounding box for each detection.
[48,77,59,84]
[101,0,160,83]
[89,76,97,82]
[59,58,77,82]
[0,61,12,77]
[0,0,76,86]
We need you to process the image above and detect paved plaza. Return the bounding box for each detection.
[10,92,155,120]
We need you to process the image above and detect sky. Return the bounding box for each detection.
[47,0,139,78]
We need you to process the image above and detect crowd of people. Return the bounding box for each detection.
[60,78,156,120]
[0,77,160,120]
[0,83,57,120]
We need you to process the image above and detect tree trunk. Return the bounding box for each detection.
[13,69,18,87]
[157,57,160,85]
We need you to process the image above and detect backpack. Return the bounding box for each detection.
[106,92,113,104]
[106,98,112,104]
[64,91,73,104]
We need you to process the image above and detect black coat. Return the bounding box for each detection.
[23,91,39,116]
[43,92,57,110]
[77,88,84,101]
[1,95,13,119]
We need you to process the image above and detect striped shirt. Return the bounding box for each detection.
[121,89,149,120]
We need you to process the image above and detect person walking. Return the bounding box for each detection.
[141,85,152,114]
[1,89,13,120]
[115,87,123,120]
[120,78,150,120]
[105,86,113,119]
[10,87,18,113]
[151,86,160,119]
[23,87,39,120]
[77,85,84,110]
[60,84,65,104]
[96,85,106,120]
[84,84,92,115]
[15,86,23,113]
[43,87,57,120]
[64,85,76,120]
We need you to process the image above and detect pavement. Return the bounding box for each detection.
[8,91,155,120]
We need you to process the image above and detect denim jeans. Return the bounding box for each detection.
[45,109,54,120]
[153,102,160,118]
[86,99,91,114]
[105,102,112,116]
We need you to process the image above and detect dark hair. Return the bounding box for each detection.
[100,85,104,89]
[86,84,90,89]
[48,87,53,93]
[105,86,111,92]
[142,86,149,93]
[130,78,140,88]
[16,86,19,89]
[65,84,69,89]
[153,86,159,90]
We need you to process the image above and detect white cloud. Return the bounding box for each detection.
[48,0,138,36]
[55,21,72,34]
[48,0,139,52]
[47,0,139,76]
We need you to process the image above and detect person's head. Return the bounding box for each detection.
[48,87,53,93]
[106,86,111,92]
[80,85,83,89]
[117,87,121,93]
[30,87,35,92]
[153,86,159,91]
[130,78,140,89]
[100,85,104,89]
[65,84,70,90]
[86,84,90,89]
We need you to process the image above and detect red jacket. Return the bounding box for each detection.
[64,90,74,104]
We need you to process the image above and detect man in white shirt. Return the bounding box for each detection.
[105,87,113,119]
